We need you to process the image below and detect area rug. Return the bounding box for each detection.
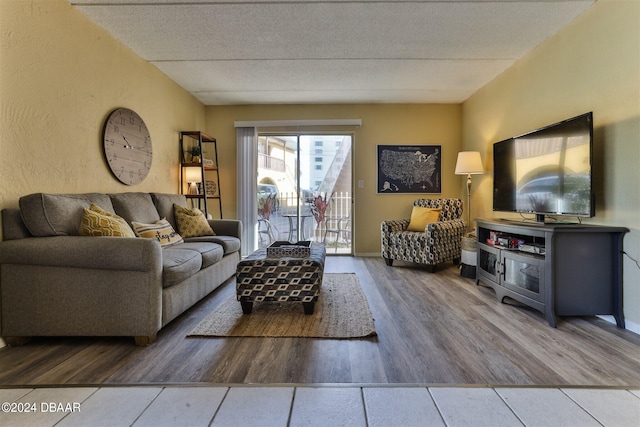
[187,273,377,339]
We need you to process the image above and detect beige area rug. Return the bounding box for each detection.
[188,273,377,339]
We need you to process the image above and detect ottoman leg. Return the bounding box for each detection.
[240,300,253,314]
[303,302,315,315]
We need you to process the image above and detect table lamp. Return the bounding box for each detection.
[185,167,202,195]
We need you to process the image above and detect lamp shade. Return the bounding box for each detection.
[455,151,484,175]
[185,167,202,183]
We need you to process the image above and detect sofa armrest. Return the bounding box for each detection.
[209,219,242,239]
[381,219,409,235]
[0,236,162,272]
[0,236,164,343]
[426,219,466,240]
[1,208,31,241]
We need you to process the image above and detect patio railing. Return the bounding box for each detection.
[258,191,352,251]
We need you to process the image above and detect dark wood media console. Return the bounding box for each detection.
[475,218,629,328]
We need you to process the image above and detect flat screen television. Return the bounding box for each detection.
[493,112,594,223]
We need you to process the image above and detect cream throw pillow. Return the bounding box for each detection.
[406,207,442,232]
[79,203,136,237]
[173,204,215,238]
[131,219,184,247]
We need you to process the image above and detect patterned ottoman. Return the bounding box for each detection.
[236,243,326,314]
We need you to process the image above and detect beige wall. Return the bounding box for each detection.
[0,0,206,242]
[206,104,462,255]
[462,1,640,328]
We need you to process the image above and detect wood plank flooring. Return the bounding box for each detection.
[1,256,639,386]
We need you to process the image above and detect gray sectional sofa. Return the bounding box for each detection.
[0,192,241,346]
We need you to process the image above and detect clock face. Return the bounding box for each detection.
[103,108,153,185]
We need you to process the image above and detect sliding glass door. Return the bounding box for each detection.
[256,134,352,254]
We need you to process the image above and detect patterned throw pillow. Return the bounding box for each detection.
[173,204,215,238]
[407,207,442,232]
[79,203,136,237]
[131,219,184,247]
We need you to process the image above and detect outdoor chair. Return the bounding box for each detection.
[323,215,351,253]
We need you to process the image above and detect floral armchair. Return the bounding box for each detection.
[381,198,465,272]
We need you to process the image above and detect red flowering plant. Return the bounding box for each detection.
[310,193,328,224]
[258,194,275,220]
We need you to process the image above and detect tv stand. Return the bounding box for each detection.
[476,219,628,327]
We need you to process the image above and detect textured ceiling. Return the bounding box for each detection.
[69,0,596,105]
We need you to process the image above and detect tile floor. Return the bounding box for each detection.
[0,385,638,427]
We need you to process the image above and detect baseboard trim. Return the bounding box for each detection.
[597,315,640,336]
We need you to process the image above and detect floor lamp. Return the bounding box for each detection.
[455,151,484,234]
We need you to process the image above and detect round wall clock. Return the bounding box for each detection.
[102,108,153,185]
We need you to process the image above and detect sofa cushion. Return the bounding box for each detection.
[178,242,224,268]
[79,204,136,237]
[161,247,202,288]
[407,207,441,231]
[110,192,160,225]
[151,193,188,230]
[132,219,184,247]
[19,193,114,237]
[184,235,241,255]
[174,204,215,238]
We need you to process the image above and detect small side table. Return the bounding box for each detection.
[460,235,477,278]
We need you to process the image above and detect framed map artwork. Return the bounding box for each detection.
[377,145,441,194]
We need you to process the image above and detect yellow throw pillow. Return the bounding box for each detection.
[131,219,184,247]
[79,203,136,237]
[406,207,442,232]
[88,203,113,216]
[173,204,215,238]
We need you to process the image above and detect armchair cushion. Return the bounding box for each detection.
[407,207,441,231]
